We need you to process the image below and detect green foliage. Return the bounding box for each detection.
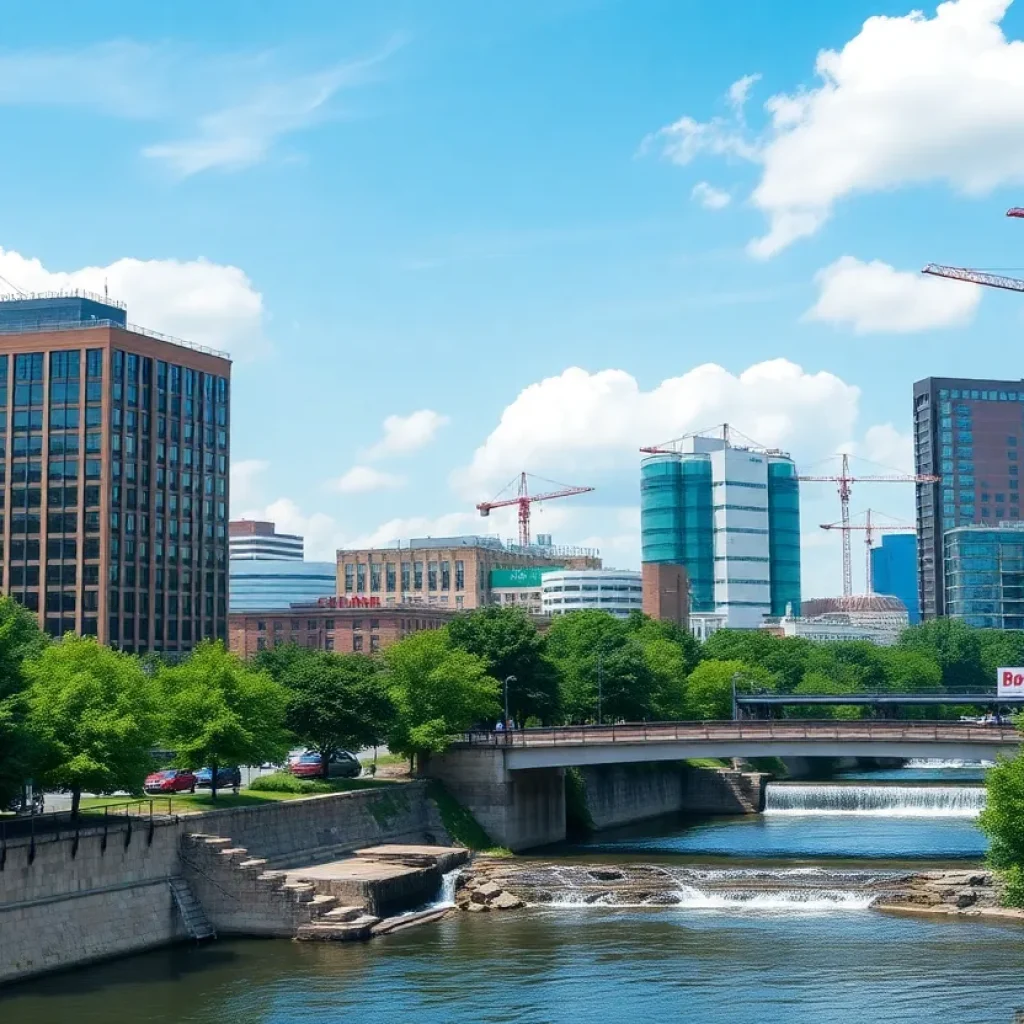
[685,659,776,720]
[384,629,500,758]
[980,753,1024,872]
[702,630,811,692]
[277,649,393,762]
[160,641,290,798]
[897,618,986,690]
[366,787,410,827]
[249,771,322,794]
[447,605,560,723]
[0,598,49,807]
[564,766,594,834]
[978,630,1024,682]
[26,635,159,814]
[426,780,494,850]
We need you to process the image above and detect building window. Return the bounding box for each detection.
[344,563,354,593]
[455,560,465,591]
[386,563,396,592]
[353,619,363,631]
[428,561,438,591]
[370,562,382,592]
[325,618,335,630]
[441,560,450,590]
[401,561,411,591]
[356,564,366,593]
[353,635,363,652]
[370,636,380,653]
[414,561,423,590]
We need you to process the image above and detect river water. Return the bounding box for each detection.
[3,759,1023,1024]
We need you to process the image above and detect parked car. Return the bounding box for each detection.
[144,769,198,794]
[288,750,361,780]
[195,766,242,790]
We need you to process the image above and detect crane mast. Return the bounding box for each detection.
[476,472,594,548]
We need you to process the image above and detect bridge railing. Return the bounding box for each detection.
[456,719,1021,748]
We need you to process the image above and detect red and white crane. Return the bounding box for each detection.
[922,207,1024,292]
[477,472,595,548]
[819,509,917,595]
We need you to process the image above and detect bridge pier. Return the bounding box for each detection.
[426,748,566,852]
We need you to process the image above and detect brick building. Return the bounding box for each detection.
[0,292,230,652]
[335,535,600,612]
[228,597,454,659]
[642,561,690,630]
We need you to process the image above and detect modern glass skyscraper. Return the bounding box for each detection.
[0,292,231,653]
[641,432,801,628]
[870,534,920,624]
[944,525,1024,629]
[914,377,1024,619]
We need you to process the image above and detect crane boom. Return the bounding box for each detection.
[476,472,595,548]
[820,509,916,593]
[922,264,1024,294]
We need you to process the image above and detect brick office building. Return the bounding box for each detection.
[335,535,600,612]
[228,597,455,659]
[0,292,231,652]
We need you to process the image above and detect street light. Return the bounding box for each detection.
[504,675,517,730]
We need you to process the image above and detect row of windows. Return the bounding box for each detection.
[938,388,1024,401]
[255,618,381,631]
[343,560,467,593]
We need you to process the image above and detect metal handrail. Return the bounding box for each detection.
[0,797,177,850]
[456,720,1022,749]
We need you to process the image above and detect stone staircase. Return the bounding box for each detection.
[180,833,379,940]
[168,876,216,941]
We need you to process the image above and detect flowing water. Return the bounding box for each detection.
[2,762,1020,1023]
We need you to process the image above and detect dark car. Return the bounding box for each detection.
[195,766,241,790]
[288,750,361,779]
[144,769,197,794]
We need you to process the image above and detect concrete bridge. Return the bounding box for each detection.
[427,720,1018,851]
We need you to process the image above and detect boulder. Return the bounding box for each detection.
[476,881,502,900]
[466,901,489,913]
[491,892,524,910]
[588,870,625,882]
[951,891,977,909]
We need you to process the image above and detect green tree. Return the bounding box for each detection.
[897,618,985,690]
[0,597,49,807]
[978,630,1024,682]
[980,752,1024,905]
[160,641,290,800]
[26,636,158,816]
[281,650,393,769]
[702,629,811,692]
[384,630,499,768]
[446,606,560,723]
[252,641,310,681]
[792,670,866,720]
[685,659,776,720]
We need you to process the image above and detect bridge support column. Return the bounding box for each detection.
[426,747,565,852]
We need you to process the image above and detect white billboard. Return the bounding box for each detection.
[997,667,1024,700]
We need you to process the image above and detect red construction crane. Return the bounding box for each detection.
[922,206,1024,293]
[477,472,595,548]
[820,509,917,595]
[800,455,937,598]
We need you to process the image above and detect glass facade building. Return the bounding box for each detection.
[944,526,1024,629]
[0,292,231,653]
[871,534,920,624]
[230,561,337,612]
[640,435,800,628]
[914,376,1024,618]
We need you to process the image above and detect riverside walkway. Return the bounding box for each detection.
[454,720,1021,769]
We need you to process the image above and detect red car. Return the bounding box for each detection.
[144,769,198,794]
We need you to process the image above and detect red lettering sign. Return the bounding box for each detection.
[316,596,382,610]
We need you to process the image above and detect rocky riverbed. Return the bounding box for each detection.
[452,857,1024,923]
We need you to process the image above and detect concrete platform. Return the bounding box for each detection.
[354,844,469,873]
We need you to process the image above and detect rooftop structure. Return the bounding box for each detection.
[229,519,304,561]
[762,594,909,646]
[541,569,643,619]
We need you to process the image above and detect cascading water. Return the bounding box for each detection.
[434,869,460,908]
[765,783,985,817]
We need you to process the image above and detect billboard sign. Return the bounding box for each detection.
[997,667,1024,699]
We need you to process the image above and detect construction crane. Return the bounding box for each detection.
[922,206,1024,293]
[476,472,594,548]
[800,455,937,599]
[820,509,916,595]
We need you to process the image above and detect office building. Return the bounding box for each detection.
[228,599,454,659]
[914,376,1024,618]
[540,569,643,619]
[761,595,909,646]
[640,430,801,629]
[871,534,920,624]
[642,561,690,629]
[944,524,1024,629]
[0,291,231,652]
[229,519,303,561]
[489,566,560,615]
[336,535,600,611]
[229,560,337,612]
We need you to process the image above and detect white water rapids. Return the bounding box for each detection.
[765,783,985,818]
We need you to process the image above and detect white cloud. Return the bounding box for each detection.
[236,497,346,562]
[647,0,1024,256]
[727,73,762,116]
[853,423,915,472]
[0,246,265,357]
[691,181,731,210]
[0,39,400,176]
[365,409,450,459]
[454,359,860,497]
[231,459,270,510]
[806,256,981,333]
[328,466,405,494]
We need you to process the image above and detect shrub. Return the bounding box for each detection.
[248,771,318,794]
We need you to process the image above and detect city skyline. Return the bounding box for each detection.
[5,1,1024,599]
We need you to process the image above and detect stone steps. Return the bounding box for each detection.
[295,914,380,942]
[321,905,363,922]
[168,876,216,941]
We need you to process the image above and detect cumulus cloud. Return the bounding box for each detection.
[806,256,981,333]
[647,0,1024,256]
[365,409,450,459]
[691,182,731,210]
[454,359,860,497]
[0,246,265,357]
[230,459,270,510]
[328,466,405,494]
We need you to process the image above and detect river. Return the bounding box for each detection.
[3,760,1023,1024]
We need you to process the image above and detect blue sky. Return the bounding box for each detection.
[3,0,1024,596]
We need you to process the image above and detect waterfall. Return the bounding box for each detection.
[765,783,985,817]
[433,869,460,908]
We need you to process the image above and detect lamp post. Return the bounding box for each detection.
[597,653,603,726]
[504,675,516,730]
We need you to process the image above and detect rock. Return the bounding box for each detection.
[490,892,524,910]
[588,870,625,882]
[952,891,977,909]
[466,901,489,913]
[475,881,502,900]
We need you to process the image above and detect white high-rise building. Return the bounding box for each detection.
[641,428,801,630]
[229,520,304,561]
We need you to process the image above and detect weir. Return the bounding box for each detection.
[765,783,986,817]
